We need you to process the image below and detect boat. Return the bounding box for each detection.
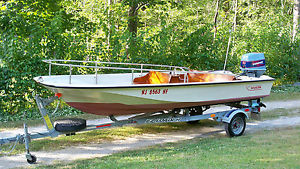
[0,53,274,164]
[34,53,274,116]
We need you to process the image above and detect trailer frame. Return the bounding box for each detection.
[0,94,264,164]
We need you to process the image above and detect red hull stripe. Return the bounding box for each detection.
[96,124,112,128]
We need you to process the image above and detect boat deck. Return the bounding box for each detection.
[34,73,273,88]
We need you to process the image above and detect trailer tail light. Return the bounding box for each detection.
[55,93,62,98]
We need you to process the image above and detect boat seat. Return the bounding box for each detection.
[133,71,171,84]
[188,72,235,82]
[170,74,185,83]
[170,72,235,83]
[133,71,235,84]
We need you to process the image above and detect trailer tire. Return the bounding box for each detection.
[54,118,86,133]
[225,114,246,137]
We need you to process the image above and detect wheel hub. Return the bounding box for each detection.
[231,117,244,135]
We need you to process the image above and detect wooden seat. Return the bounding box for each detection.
[188,72,235,82]
[133,71,171,84]
[133,71,235,84]
[170,74,185,83]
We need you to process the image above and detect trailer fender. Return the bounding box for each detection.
[222,109,249,123]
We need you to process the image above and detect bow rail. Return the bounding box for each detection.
[43,59,189,84]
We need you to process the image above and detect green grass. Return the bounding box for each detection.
[0,120,219,156]
[260,108,300,120]
[36,126,300,169]
[264,85,300,102]
[264,92,300,102]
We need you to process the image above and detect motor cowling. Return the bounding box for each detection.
[240,53,266,77]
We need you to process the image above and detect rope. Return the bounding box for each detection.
[51,99,60,115]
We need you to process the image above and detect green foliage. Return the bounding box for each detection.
[0,0,96,115]
[0,0,299,117]
[271,85,300,93]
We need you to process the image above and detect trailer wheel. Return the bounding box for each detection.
[27,154,37,164]
[225,114,246,137]
[54,118,86,133]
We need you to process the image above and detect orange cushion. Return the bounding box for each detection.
[133,71,171,84]
[188,72,235,82]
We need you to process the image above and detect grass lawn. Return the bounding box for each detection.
[37,126,300,169]
[264,92,300,102]
[264,85,300,102]
[260,107,300,119]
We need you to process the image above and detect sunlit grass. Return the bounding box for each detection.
[36,126,300,169]
[264,85,300,102]
[260,107,300,120]
[264,92,300,102]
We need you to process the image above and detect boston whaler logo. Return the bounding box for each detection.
[246,85,262,91]
[145,117,181,123]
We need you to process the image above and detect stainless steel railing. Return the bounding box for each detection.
[43,60,189,84]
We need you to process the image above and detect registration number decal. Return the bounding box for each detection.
[141,89,168,95]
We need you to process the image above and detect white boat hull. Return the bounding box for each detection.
[37,75,273,115]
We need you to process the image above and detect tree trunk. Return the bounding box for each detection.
[213,0,220,40]
[127,2,138,60]
[292,0,300,42]
[107,0,113,55]
[128,2,138,36]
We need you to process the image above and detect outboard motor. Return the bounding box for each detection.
[240,53,266,77]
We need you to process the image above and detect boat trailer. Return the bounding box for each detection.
[0,94,265,164]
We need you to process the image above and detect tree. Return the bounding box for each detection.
[214,0,220,39]
[125,0,149,36]
[292,0,300,42]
